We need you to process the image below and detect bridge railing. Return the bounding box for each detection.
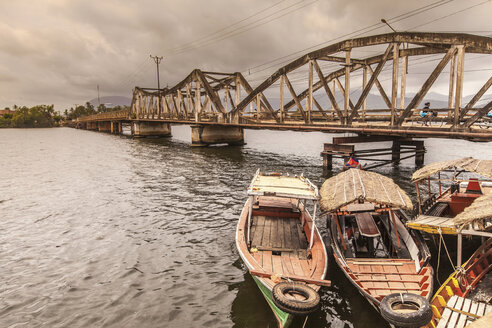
[76,109,130,122]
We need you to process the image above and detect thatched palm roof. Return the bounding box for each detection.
[453,192,492,231]
[411,157,492,181]
[320,169,413,212]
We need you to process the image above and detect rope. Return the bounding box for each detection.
[436,233,442,285]
[400,292,404,304]
[302,315,309,328]
[437,227,456,279]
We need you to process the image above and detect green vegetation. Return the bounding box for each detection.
[64,102,129,120]
[1,102,129,128]
[0,105,62,128]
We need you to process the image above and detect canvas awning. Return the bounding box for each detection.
[411,157,492,181]
[248,171,318,200]
[319,169,412,212]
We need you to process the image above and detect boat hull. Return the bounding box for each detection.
[252,276,293,328]
[327,209,433,317]
[236,195,328,327]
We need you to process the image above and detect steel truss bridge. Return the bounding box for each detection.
[77,32,492,141]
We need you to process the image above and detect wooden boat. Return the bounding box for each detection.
[236,170,329,328]
[426,237,492,328]
[409,157,492,228]
[320,169,434,327]
[408,169,492,327]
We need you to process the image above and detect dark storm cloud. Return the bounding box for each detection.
[0,0,491,110]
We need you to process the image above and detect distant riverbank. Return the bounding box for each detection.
[0,105,61,128]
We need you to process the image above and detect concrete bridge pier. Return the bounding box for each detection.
[191,125,244,147]
[132,121,171,137]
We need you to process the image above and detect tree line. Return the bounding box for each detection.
[63,102,129,121]
[0,103,129,128]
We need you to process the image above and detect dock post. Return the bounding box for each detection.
[392,139,401,163]
[415,140,425,166]
[322,144,333,169]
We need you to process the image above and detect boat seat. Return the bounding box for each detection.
[427,202,448,217]
[465,178,483,194]
[354,212,380,237]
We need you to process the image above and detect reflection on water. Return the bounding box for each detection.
[0,127,490,327]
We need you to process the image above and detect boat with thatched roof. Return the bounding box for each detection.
[320,168,434,327]
[405,157,492,328]
[236,170,329,328]
[409,157,492,231]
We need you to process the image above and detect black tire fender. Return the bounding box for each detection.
[380,293,433,328]
[272,282,320,316]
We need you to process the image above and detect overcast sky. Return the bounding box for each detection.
[1,0,491,111]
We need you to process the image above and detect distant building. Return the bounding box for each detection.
[0,109,15,116]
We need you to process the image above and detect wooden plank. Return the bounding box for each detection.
[371,265,384,274]
[397,263,416,274]
[448,296,464,328]
[281,253,294,275]
[250,269,331,287]
[383,265,399,273]
[256,246,297,252]
[476,302,486,317]
[290,219,301,249]
[252,251,263,268]
[278,217,285,249]
[297,222,308,249]
[271,218,281,248]
[456,298,472,328]
[262,251,273,273]
[272,255,284,275]
[351,261,404,266]
[251,216,265,247]
[466,300,480,327]
[437,296,458,328]
[289,253,305,276]
[299,259,311,277]
[283,218,293,249]
[262,217,273,248]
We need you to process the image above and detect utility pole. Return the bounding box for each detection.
[97,84,100,106]
[150,54,163,91]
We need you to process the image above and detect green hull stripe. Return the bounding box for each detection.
[252,276,292,327]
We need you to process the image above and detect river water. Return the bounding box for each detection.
[0,127,490,328]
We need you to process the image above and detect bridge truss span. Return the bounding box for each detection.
[82,32,492,141]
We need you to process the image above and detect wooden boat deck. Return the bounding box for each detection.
[345,258,432,301]
[250,215,312,281]
[250,216,308,251]
[436,295,492,328]
[236,196,327,292]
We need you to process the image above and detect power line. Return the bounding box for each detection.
[167,0,319,56]
[164,0,290,53]
[407,0,492,31]
[242,0,456,76]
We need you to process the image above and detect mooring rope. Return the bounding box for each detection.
[436,227,456,285]
[302,315,309,328]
